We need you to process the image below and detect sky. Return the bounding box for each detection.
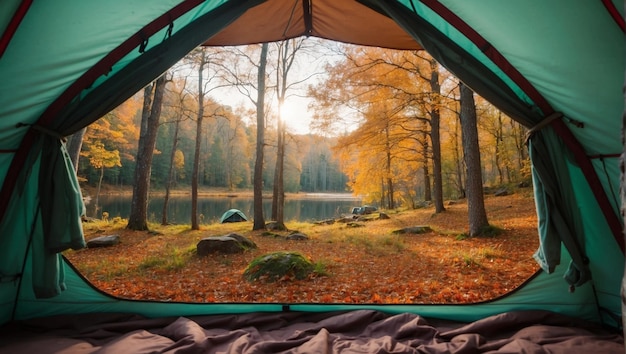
[206,38,348,136]
[217,86,315,135]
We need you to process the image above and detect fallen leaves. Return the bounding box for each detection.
[65,192,541,304]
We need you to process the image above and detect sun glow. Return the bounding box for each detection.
[279,98,311,134]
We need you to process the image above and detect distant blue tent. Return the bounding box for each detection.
[220,209,248,223]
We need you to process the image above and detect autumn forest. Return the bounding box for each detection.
[67,39,540,305]
[74,39,528,221]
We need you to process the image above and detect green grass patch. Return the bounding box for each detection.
[138,245,194,271]
[343,233,406,256]
[452,246,504,267]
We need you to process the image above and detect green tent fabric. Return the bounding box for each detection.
[0,0,623,331]
[220,209,248,223]
[529,125,590,288]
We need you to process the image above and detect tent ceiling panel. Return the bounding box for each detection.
[204,0,422,50]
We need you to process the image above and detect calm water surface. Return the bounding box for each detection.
[94,193,363,224]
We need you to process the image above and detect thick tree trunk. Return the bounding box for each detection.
[162,119,180,225]
[252,43,268,230]
[459,83,489,236]
[127,74,167,231]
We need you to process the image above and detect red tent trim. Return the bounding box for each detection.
[420,0,552,114]
[0,0,33,58]
[601,0,625,32]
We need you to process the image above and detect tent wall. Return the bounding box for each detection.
[0,0,623,328]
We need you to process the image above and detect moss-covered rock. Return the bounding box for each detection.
[243,252,314,282]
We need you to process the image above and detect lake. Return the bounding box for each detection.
[93,193,363,224]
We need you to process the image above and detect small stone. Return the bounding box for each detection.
[494,188,509,196]
[286,233,309,241]
[392,226,431,235]
[86,235,120,248]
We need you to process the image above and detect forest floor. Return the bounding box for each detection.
[65,188,541,304]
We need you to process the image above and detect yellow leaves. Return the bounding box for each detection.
[83,141,122,169]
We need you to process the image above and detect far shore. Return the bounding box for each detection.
[80,185,358,200]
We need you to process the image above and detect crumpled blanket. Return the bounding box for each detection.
[0,309,622,353]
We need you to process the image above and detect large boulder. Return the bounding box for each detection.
[197,233,256,256]
[223,233,257,249]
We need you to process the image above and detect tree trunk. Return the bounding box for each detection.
[421,129,431,201]
[94,166,104,218]
[252,43,268,230]
[429,59,445,213]
[271,39,300,228]
[272,118,286,224]
[385,125,394,209]
[127,74,167,231]
[191,52,207,230]
[459,83,489,236]
[453,118,466,198]
[495,111,504,184]
[271,115,283,221]
[162,119,180,225]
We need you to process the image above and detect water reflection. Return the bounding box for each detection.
[95,194,363,223]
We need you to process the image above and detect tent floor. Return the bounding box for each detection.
[0,309,622,353]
